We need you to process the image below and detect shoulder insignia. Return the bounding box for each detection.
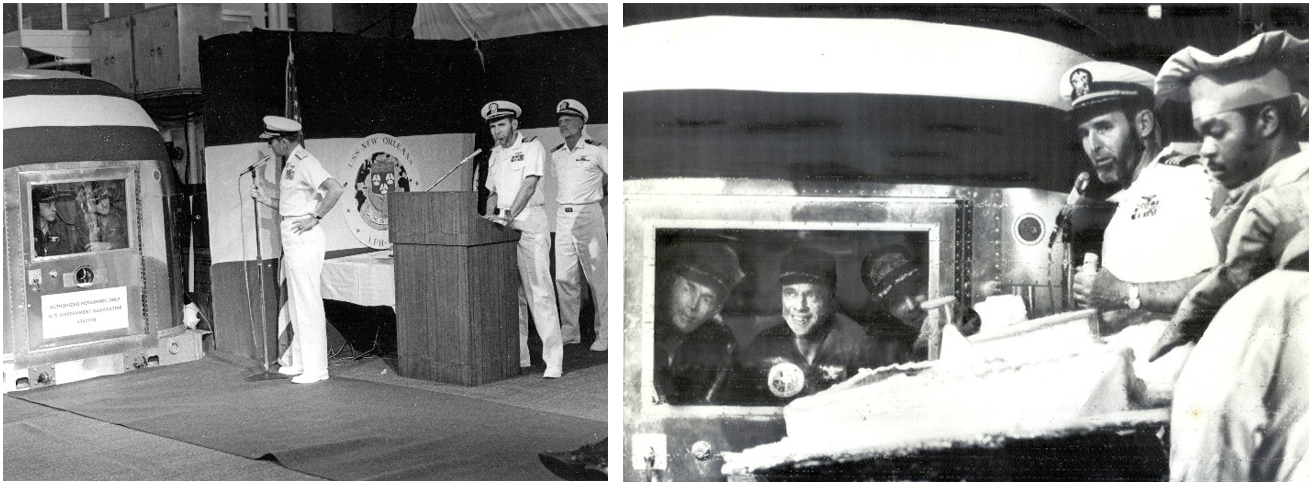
[553,143,566,151]
[1159,153,1199,168]
[295,151,308,160]
[585,139,604,147]
[523,135,537,142]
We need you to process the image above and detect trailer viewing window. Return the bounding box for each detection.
[30,179,133,258]
[653,227,934,406]
[630,194,965,411]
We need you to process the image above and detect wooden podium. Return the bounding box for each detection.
[388,191,522,385]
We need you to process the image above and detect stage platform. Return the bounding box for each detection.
[4,348,606,481]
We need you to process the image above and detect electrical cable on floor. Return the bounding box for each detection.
[351,327,382,361]
[328,340,356,361]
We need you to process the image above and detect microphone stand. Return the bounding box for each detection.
[426,149,483,191]
[242,156,288,382]
[252,167,270,372]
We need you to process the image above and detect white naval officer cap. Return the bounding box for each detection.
[1059,61,1156,111]
[481,100,522,121]
[1156,30,1308,119]
[555,99,588,123]
[259,115,302,139]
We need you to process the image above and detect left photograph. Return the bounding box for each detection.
[3,3,607,481]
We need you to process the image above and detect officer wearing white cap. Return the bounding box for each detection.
[1149,31,1309,482]
[1064,61,1221,320]
[481,100,564,378]
[250,115,346,384]
[737,248,881,405]
[550,99,608,352]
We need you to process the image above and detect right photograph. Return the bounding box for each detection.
[621,4,1309,482]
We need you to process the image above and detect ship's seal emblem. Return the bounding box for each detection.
[343,134,419,249]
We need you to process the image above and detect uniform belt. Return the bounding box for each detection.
[281,215,311,220]
[495,205,542,216]
[560,202,600,213]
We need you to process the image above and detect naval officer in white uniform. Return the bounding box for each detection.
[482,100,564,378]
[550,99,608,352]
[250,115,345,384]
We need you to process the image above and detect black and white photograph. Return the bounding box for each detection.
[4,3,607,481]
[622,3,1309,482]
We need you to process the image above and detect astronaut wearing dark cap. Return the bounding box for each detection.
[738,248,880,405]
[32,186,85,257]
[1149,31,1309,482]
[653,242,745,405]
[859,245,938,364]
[480,100,564,378]
[550,99,609,352]
[249,115,346,384]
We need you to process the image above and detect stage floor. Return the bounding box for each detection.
[4,349,606,481]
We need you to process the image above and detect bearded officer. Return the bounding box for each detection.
[250,116,345,384]
[482,100,564,379]
[550,99,609,352]
[1058,61,1225,402]
[738,248,881,405]
[1150,31,1309,481]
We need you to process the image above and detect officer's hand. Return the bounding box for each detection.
[292,216,317,234]
[250,184,269,205]
[1073,267,1123,310]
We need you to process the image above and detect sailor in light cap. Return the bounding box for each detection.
[550,99,609,351]
[1152,31,1309,482]
[1062,60,1221,334]
[249,114,346,384]
[480,99,564,378]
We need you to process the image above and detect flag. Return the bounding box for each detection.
[276,36,299,368]
[285,38,301,124]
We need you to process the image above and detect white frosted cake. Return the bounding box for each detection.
[782,344,1138,447]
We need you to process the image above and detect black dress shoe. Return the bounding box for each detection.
[539,439,608,481]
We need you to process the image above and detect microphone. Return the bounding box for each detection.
[426,149,483,191]
[239,155,272,176]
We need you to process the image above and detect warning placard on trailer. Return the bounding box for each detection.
[41,286,130,339]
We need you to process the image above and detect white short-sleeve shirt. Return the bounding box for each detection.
[551,131,608,205]
[486,133,546,210]
[279,145,334,217]
[1102,150,1221,282]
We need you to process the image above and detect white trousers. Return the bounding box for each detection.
[511,206,564,374]
[1170,270,1309,481]
[279,220,328,377]
[554,202,607,347]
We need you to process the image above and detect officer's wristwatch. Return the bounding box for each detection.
[1126,285,1141,310]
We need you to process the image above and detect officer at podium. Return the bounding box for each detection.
[481,100,564,379]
